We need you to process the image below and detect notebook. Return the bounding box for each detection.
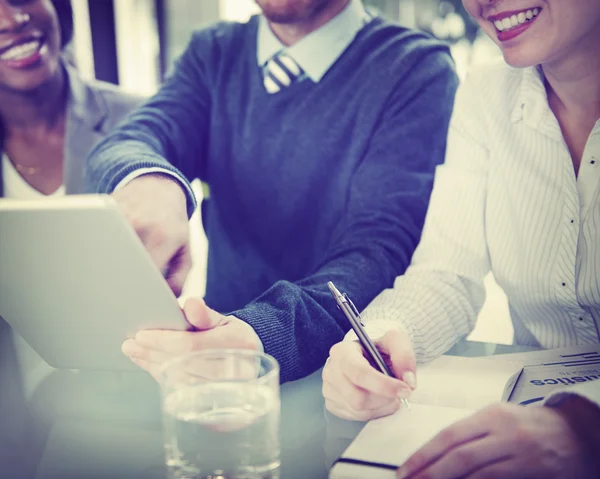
[488,345,600,406]
[329,355,523,479]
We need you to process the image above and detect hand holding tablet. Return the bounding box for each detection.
[0,195,190,371]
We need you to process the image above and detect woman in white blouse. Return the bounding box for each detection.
[323,0,600,477]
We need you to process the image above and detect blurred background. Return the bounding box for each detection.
[71,0,511,344]
[70,0,502,93]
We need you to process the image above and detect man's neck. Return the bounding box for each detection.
[268,0,350,46]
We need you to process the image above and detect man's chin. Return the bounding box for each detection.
[256,0,301,23]
[261,10,306,24]
[259,0,331,24]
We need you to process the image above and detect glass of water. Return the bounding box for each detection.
[159,349,280,479]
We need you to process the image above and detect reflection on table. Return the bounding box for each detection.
[28,340,535,479]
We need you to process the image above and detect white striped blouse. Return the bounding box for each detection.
[362,60,600,402]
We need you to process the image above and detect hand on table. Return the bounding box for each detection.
[322,329,416,421]
[113,174,191,296]
[396,399,600,479]
[122,297,263,380]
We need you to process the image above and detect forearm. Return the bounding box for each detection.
[87,138,197,218]
[234,285,343,383]
[85,60,205,194]
[85,32,211,215]
[234,241,417,382]
[362,268,485,363]
[88,137,185,193]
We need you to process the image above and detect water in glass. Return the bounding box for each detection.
[163,382,280,479]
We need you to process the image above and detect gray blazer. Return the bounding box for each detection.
[0,65,143,195]
[0,64,143,474]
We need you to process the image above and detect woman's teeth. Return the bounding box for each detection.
[494,8,540,31]
[0,40,42,61]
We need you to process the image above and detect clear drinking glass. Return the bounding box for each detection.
[159,349,280,479]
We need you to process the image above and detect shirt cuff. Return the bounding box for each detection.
[114,168,198,210]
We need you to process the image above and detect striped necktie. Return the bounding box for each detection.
[263,53,304,94]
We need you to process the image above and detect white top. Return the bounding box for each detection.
[362,61,600,405]
[2,152,65,198]
[2,152,60,398]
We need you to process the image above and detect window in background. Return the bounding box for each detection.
[85,0,119,84]
[367,0,501,78]
[365,0,414,26]
[113,0,161,95]
[219,0,260,22]
[162,0,260,74]
[70,0,95,80]
[163,0,220,72]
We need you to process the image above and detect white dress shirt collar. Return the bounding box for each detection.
[511,65,546,125]
[256,0,370,82]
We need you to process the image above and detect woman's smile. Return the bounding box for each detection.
[0,34,47,69]
[488,6,542,42]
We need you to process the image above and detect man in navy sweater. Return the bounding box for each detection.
[85,0,458,383]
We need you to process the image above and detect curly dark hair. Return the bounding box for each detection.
[52,0,74,48]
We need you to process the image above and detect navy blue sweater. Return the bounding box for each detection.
[85,16,458,382]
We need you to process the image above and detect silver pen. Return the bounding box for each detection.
[327,281,410,409]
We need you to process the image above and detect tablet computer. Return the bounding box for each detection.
[0,195,190,371]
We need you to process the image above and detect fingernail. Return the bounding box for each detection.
[403,371,417,389]
[121,340,138,358]
[396,466,406,479]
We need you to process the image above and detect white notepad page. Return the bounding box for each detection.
[337,355,523,470]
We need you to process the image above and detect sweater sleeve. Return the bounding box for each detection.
[359,71,494,364]
[233,51,459,382]
[83,32,214,215]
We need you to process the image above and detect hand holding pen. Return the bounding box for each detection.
[322,281,417,421]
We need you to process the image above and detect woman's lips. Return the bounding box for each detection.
[497,17,537,42]
[0,38,46,69]
[489,7,541,42]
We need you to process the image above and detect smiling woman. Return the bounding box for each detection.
[0,0,144,475]
[323,1,600,478]
[0,0,75,195]
[0,0,142,195]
